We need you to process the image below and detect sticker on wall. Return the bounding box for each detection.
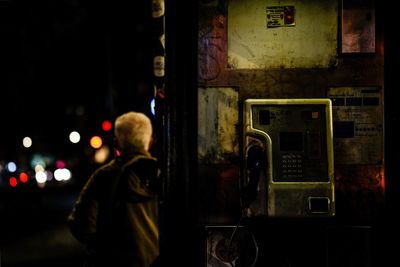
[327,86,383,165]
[266,6,295,28]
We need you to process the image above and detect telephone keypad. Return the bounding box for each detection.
[280,154,304,179]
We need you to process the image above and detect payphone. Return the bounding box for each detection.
[242,99,335,217]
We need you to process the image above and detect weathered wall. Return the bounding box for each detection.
[198,87,239,164]
[198,0,384,224]
[228,0,338,69]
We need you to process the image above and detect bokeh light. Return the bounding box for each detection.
[35,171,47,184]
[6,162,17,173]
[22,136,32,148]
[19,172,29,183]
[102,120,112,132]
[90,136,103,149]
[150,98,156,116]
[54,168,72,181]
[55,160,66,169]
[31,155,46,170]
[94,146,110,164]
[69,131,81,143]
[9,177,18,187]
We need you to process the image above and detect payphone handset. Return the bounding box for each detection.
[242,143,267,208]
[242,99,335,217]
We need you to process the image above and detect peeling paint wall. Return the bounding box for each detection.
[228,0,338,69]
[197,87,241,223]
[198,87,239,164]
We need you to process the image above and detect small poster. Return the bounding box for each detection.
[266,6,295,28]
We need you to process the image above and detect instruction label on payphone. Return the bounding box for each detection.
[327,86,383,165]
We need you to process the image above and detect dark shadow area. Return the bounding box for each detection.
[1,1,154,266]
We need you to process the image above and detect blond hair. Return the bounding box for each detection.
[114,112,153,152]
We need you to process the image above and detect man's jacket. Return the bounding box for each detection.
[67,151,159,267]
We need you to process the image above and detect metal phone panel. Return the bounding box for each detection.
[243,99,335,217]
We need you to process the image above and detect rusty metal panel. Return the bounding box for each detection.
[228,0,338,69]
[327,86,383,165]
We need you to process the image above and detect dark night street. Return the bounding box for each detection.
[0,185,86,267]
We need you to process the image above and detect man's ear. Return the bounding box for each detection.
[149,136,155,149]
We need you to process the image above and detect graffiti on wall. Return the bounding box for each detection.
[199,0,228,81]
